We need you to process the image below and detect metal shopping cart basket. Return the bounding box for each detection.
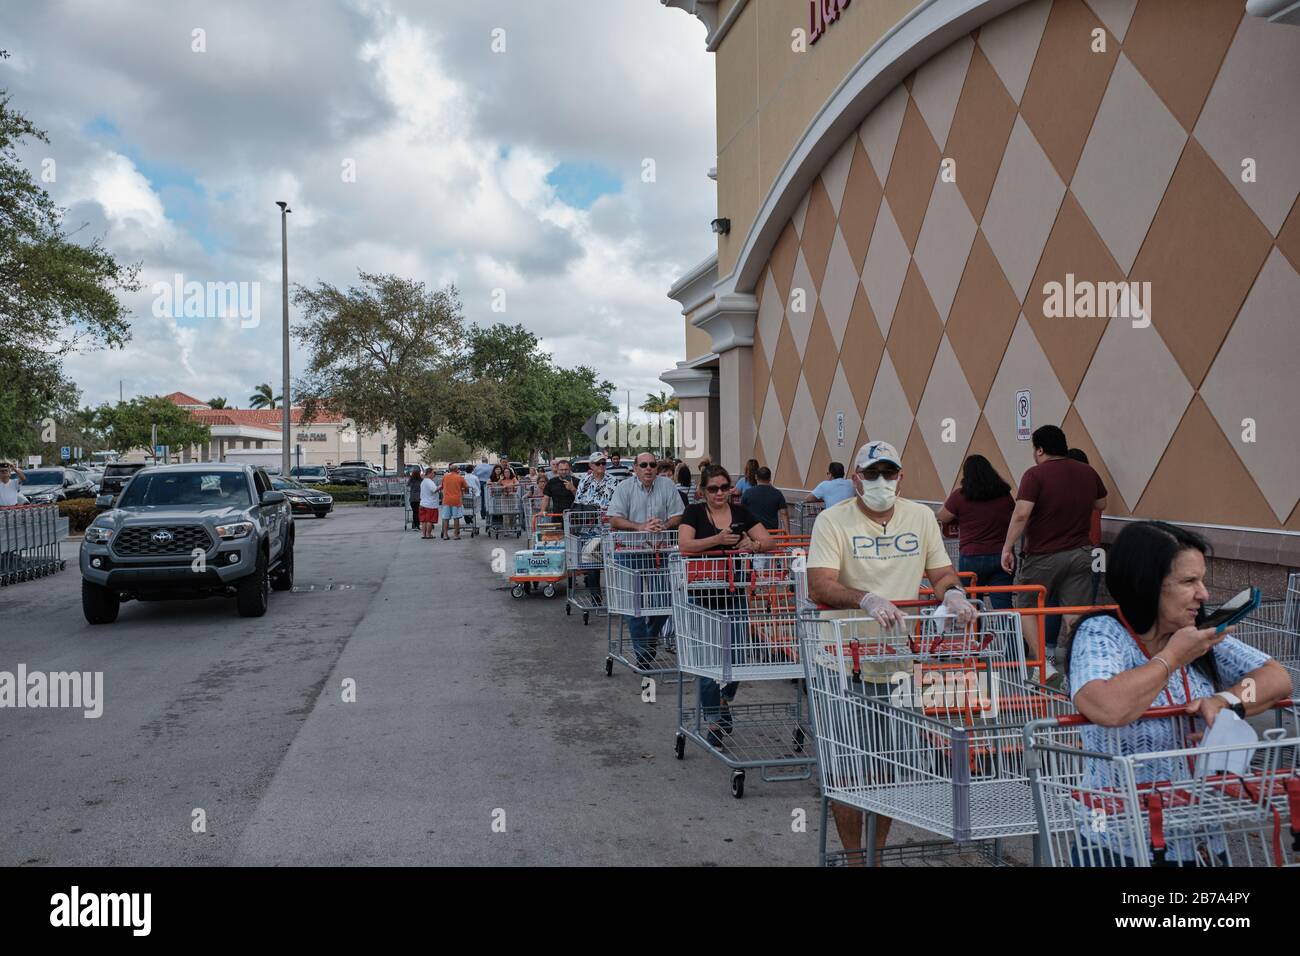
[485,484,523,539]
[802,608,1073,865]
[1232,573,1300,690]
[602,529,680,680]
[788,499,824,536]
[669,549,815,797]
[0,504,67,585]
[1026,703,1300,867]
[564,507,608,625]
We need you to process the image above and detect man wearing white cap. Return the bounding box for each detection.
[807,439,976,864]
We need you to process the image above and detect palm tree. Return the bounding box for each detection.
[248,383,281,410]
[640,391,673,457]
[207,396,228,409]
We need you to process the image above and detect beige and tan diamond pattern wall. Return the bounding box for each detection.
[748,0,1300,529]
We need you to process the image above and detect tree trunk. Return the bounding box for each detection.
[395,423,405,472]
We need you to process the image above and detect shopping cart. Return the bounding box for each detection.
[459,488,480,538]
[0,504,68,585]
[1232,573,1300,690]
[1026,703,1300,867]
[485,484,523,539]
[802,603,1076,865]
[564,507,608,624]
[788,499,824,536]
[669,549,815,797]
[602,529,680,679]
[508,512,566,599]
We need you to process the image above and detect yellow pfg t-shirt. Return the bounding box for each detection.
[806,496,951,684]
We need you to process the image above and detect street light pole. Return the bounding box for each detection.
[276,201,292,477]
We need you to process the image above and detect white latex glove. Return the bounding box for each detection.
[942,588,977,626]
[859,591,904,628]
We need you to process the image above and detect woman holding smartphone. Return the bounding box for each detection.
[677,464,774,745]
[1066,520,1291,864]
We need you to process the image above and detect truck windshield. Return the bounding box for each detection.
[117,472,252,508]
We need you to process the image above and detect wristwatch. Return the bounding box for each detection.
[1215,691,1247,718]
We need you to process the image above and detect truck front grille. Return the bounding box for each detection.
[113,525,214,556]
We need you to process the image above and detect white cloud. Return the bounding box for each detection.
[5,0,714,413]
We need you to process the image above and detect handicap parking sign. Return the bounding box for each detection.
[60,446,70,460]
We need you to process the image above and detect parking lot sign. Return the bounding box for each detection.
[1015,389,1032,441]
[60,446,70,461]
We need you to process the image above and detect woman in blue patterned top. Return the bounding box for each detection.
[1067,520,1292,864]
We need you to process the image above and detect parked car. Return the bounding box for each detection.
[326,466,379,486]
[18,467,96,503]
[289,464,330,485]
[337,459,378,471]
[80,464,294,624]
[99,461,148,499]
[271,476,333,518]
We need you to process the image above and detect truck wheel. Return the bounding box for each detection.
[82,580,120,625]
[270,539,295,592]
[236,550,270,617]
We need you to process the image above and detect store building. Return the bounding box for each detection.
[162,392,421,468]
[660,0,1300,584]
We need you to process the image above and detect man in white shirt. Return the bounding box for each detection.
[0,462,28,506]
[462,467,482,525]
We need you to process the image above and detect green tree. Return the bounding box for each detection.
[293,272,464,472]
[248,384,280,409]
[91,396,211,460]
[458,324,614,461]
[207,396,228,409]
[33,406,107,465]
[422,430,473,466]
[640,390,675,457]
[0,56,140,456]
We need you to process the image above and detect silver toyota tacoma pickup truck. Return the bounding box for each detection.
[79,463,294,624]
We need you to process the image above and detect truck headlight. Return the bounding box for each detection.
[214,521,254,540]
[85,526,114,544]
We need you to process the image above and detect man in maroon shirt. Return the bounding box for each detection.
[1000,425,1107,671]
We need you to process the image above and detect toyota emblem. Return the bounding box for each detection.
[152,530,174,544]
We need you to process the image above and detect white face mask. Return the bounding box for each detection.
[858,477,898,511]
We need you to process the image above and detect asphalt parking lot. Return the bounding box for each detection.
[0,505,1029,866]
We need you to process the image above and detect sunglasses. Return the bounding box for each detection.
[705,483,732,493]
[636,462,656,469]
[859,468,900,481]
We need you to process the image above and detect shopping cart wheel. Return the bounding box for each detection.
[604,657,613,677]
[674,732,685,760]
[542,584,556,598]
[511,584,525,599]
[793,727,805,753]
[731,770,745,799]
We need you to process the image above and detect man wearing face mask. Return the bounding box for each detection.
[807,439,976,864]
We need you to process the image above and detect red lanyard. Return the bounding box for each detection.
[1118,610,1192,706]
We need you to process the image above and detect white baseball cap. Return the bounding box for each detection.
[588,452,607,465]
[854,440,902,471]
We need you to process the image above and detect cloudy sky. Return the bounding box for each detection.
[2,0,716,413]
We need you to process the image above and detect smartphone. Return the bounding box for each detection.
[1200,587,1261,633]
[729,522,748,535]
